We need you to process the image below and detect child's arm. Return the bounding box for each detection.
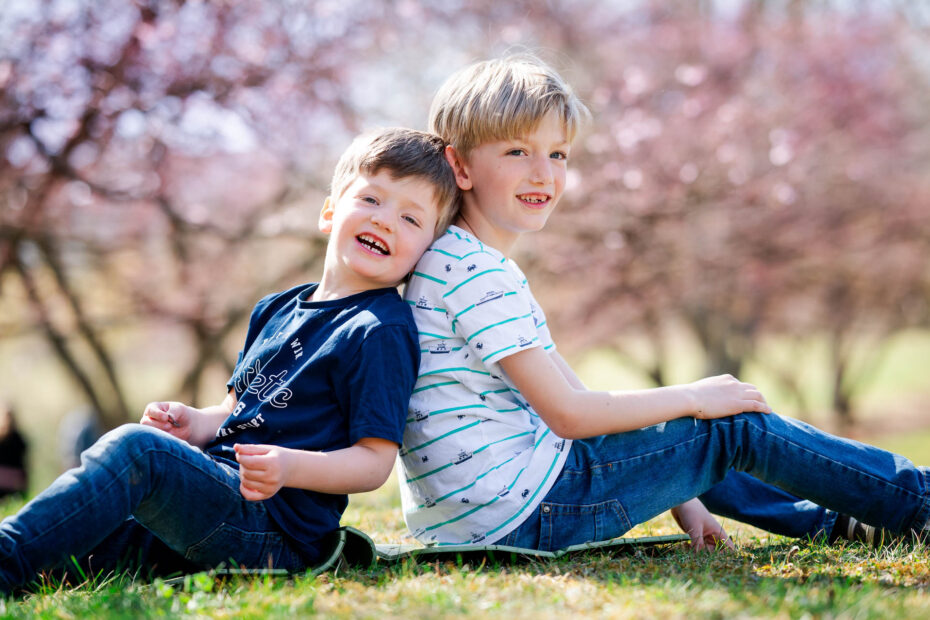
[500,347,771,440]
[233,437,397,501]
[549,350,588,390]
[140,389,237,448]
[549,349,735,549]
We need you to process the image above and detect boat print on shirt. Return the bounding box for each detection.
[517,336,532,347]
[415,296,432,310]
[412,409,429,422]
[476,290,504,306]
[453,450,473,464]
[429,342,451,354]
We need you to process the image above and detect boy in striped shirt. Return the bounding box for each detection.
[398,55,930,552]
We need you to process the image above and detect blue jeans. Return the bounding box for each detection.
[499,413,930,550]
[0,425,306,591]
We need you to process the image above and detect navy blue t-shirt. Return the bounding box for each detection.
[206,283,417,563]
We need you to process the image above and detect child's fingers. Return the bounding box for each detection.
[141,402,167,423]
[140,412,175,433]
[238,466,270,485]
[239,482,269,501]
[234,443,272,456]
[235,453,269,472]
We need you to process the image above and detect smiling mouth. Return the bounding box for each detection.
[518,193,550,207]
[356,234,390,255]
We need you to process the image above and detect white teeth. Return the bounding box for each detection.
[357,234,389,255]
[519,195,547,204]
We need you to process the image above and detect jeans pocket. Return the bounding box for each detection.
[184,523,300,570]
[538,499,632,552]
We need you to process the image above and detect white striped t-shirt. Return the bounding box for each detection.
[398,226,572,546]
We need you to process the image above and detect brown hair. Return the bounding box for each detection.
[330,128,459,237]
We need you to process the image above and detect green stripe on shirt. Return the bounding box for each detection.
[412,271,447,285]
[431,248,463,260]
[443,269,506,298]
[413,380,459,394]
[404,419,483,455]
[465,313,532,343]
[420,367,492,378]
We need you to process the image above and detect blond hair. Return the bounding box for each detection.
[429,53,590,157]
[330,128,459,237]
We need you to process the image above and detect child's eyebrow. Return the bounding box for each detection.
[402,200,430,214]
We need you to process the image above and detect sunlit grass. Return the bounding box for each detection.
[5,427,929,617]
[3,506,930,618]
[3,332,930,616]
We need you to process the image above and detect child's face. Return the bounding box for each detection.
[319,171,439,291]
[452,111,570,249]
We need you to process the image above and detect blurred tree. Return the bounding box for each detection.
[0,0,385,427]
[1,0,927,432]
[508,2,930,426]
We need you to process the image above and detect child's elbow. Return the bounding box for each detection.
[359,466,393,492]
[354,453,396,492]
[537,405,586,440]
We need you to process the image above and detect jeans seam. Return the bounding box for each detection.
[738,416,929,503]
[566,417,927,503]
[19,444,238,554]
[184,522,281,562]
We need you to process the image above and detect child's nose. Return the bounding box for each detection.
[370,208,395,232]
[530,156,554,184]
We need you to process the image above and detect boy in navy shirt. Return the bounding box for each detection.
[0,128,458,592]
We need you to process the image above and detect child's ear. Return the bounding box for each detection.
[318,197,335,234]
[444,145,473,191]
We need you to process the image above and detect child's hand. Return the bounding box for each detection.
[687,374,772,419]
[234,444,292,501]
[141,401,194,441]
[671,498,736,552]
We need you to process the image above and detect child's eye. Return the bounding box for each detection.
[403,215,421,227]
[550,151,568,161]
[359,196,379,205]
[506,148,526,157]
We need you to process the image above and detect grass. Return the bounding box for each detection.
[3,430,930,618]
[2,332,930,617]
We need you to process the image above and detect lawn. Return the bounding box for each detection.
[2,429,930,619]
[2,334,930,618]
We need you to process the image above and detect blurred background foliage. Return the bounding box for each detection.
[1,0,929,485]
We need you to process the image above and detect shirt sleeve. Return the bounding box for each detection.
[442,251,542,366]
[343,324,419,446]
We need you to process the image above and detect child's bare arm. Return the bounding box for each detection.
[233,437,397,501]
[500,347,771,440]
[549,350,587,389]
[140,389,237,448]
[548,350,737,550]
